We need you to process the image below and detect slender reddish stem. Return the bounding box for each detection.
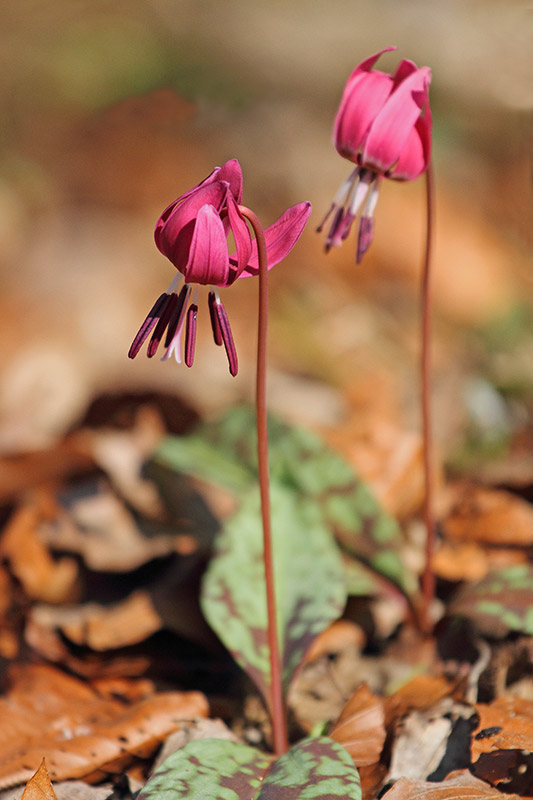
[420,163,436,633]
[239,205,288,756]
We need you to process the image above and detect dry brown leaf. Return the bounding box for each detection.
[21,761,57,800]
[385,675,455,727]
[39,484,179,572]
[383,769,521,800]
[433,542,525,583]
[443,484,533,547]
[0,664,208,788]
[0,505,78,604]
[55,592,162,651]
[79,406,166,518]
[359,762,388,800]
[326,417,427,520]
[303,621,366,664]
[24,612,151,679]
[472,697,533,759]
[329,684,386,766]
[0,440,94,505]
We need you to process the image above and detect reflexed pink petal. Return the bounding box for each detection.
[154,182,227,267]
[154,164,227,245]
[217,159,244,203]
[335,71,394,161]
[183,204,230,286]
[237,201,312,278]
[392,100,432,180]
[391,58,418,87]
[361,67,431,174]
[226,192,252,281]
[336,46,397,99]
[333,46,396,158]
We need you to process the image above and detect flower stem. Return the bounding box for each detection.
[420,163,436,634]
[239,205,288,756]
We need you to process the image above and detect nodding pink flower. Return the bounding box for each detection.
[318,47,432,263]
[128,159,311,375]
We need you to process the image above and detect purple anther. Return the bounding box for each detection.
[325,207,344,252]
[184,303,198,368]
[215,301,238,376]
[356,216,375,264]
[128,293,167,359]
[165,284,190,347]
[208,291,223,346]
[147,293,178,358]
[341,211,356,240]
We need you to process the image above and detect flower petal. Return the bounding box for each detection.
[183,204,230,286]
[390,104,432,180]
[361,66,431,175]
[237,201,312,278]
[226,192,252,281]
[217,159,243,203]
[333,47,397,160]
[335,72,393,161]
[155,182,228,268]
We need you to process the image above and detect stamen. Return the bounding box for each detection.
[347,169,372,218]
[316,203,336,234]
[208,290,223,346]
[325,207,345,251]
[128,293,167,359]
[167,273,184,294]
[147,293,178,358]
[215,301,238,376]
[164,284,190,347]
[161,285,191,363]
[316,167,358,234]
[356,177,380,264]
[356,217,375,263]
[184,303,198,367]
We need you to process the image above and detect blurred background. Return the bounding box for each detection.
[0,0,531,477]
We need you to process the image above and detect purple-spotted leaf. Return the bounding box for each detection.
[137,736,361,800]
[201,484,347,704]
[257,736,361,799]
[155,407,416,597]
[449,564,533,638]
[138,738,271,800]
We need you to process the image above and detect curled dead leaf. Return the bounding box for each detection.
[0,505,78,604]
[0,664,208,789]
[382,769,521,800]
[385,675,456,728]
[329,684,386,767]
[21,760,57,800]
[303,620,366,664]
[472,697,533,759]
[443,484,533,547]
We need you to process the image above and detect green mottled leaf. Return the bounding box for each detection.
[201,484,347,701]
[450,564,533,637]
[257,736,361,800]
[138,737,360,800]
[155,407,414,597]
[138,738,271,800]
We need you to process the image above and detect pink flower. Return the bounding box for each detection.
[318,47,432,263]
[128,159,311,375]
